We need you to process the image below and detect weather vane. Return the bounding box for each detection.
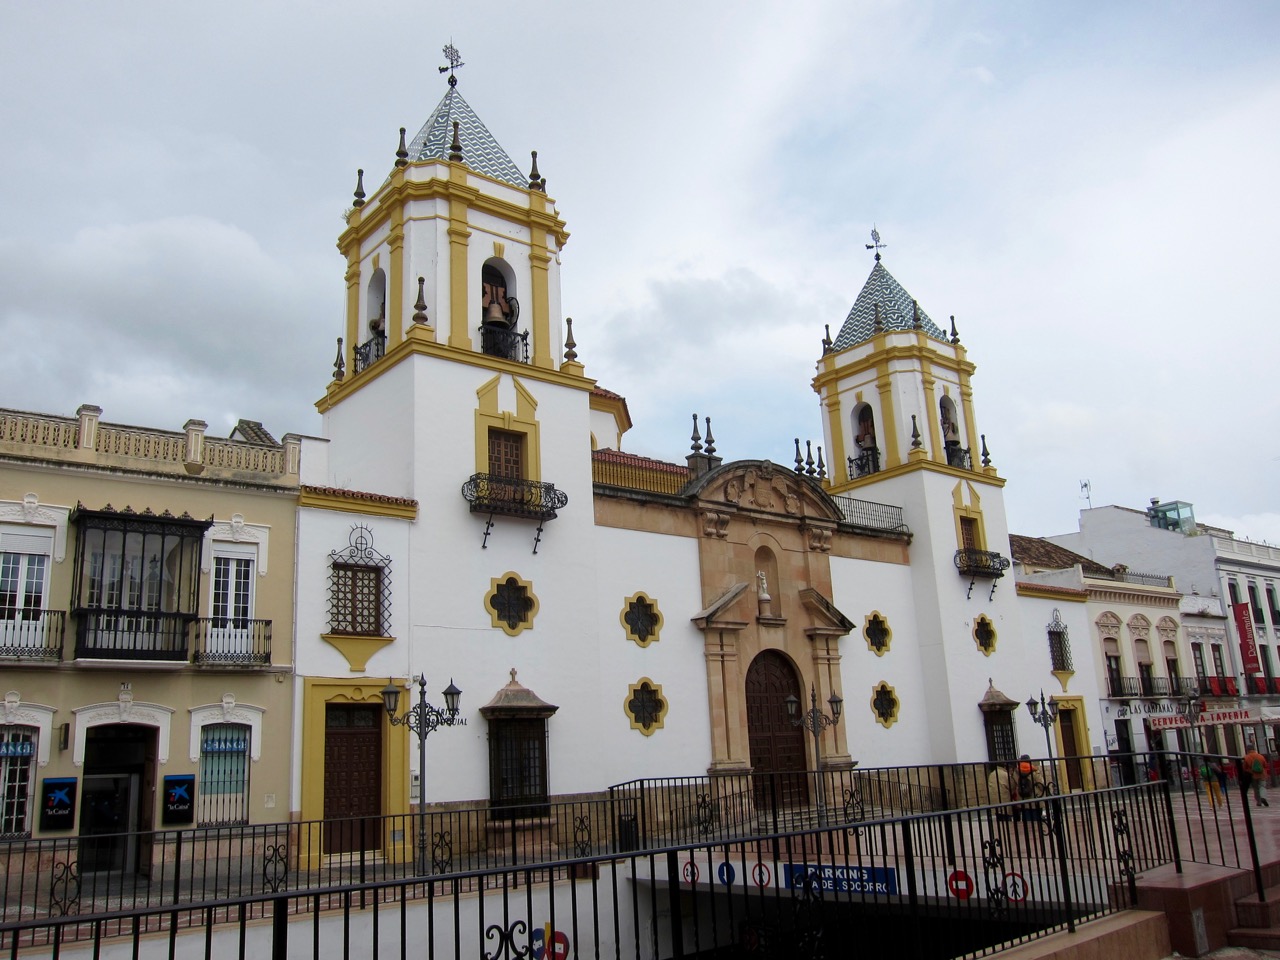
[439,43,465,86]
[866,225,887,262]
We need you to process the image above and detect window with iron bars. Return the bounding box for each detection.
[198,723,249,826]
[1047,609,1072,672]
[327,526,392,637]
[0,726,36,837]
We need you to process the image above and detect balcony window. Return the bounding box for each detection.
[198,722,250,826]
[70,507,209,660]
[1047,609,1072,672]
[0,726,35,837]
[1267,585,1280,627]
[1249,584,1266,628]
[0,526,61,659]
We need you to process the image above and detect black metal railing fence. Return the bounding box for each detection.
[0,781,1177,959]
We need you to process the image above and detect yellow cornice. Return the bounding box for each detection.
[825,457,1006,495]
[812,343,977,391]
[337,168,570,252]
[299,488,418,520]
[589,391,632,432]
[316,325,595,414]
[1015,583,1089,603]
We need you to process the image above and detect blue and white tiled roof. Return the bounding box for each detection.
[404,86,526,188]
[831,261,949,350]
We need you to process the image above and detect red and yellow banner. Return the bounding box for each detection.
[1235,602,1261,675]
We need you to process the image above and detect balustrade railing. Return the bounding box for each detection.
[354,333,386,373]
[0,610,64,659]
[191,617,272,665]
[846,447,881,478]
[829,494,908,533]
[74,611,191,661]
[461,474,568,521]
[954,548,1011,579]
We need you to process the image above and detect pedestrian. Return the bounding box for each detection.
[1218,757,1231,797]
[1200,757,1224,808]
[1013,754,1046,822]
[1243,746,1270,807]
[987,762,1015,820]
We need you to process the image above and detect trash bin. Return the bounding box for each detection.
[616,812,639,852]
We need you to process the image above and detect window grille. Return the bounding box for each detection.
[1047,609,1072,672]
[327,526,392,637]
[0,727,36,837]
[198,723,249,825]
[984,712,1016,764]
[488,718,548,819]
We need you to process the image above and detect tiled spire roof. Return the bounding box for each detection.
[831,261,949,350]
[404,86,525,188]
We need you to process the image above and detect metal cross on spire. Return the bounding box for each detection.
[439,43,465,86]
[866,225,887,262]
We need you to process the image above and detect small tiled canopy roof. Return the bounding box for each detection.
[231,419,277,445]
[480,669,559,719]
[591,449,689,477]
[1008,534,1113,577]
[831,261,950,350]
[405,85,525,188]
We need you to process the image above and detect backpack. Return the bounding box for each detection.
[1016,770,1034,799]
[1252,757,1265,775]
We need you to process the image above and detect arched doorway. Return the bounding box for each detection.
[745,650,808,807]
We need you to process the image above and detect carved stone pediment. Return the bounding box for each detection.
[691,582,750,631]
[691,460,842,523]
[799,588,854,637]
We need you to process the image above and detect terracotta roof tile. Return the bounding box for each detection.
[592,449,688,476]
[1008,534,1113,577]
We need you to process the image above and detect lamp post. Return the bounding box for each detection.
[1026,690,1060,790]
[786,685,843,822]
[382,676,464,874]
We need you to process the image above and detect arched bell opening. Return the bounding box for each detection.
[849,403,880,478]
[480,260,526,362]
[939,395,969,468]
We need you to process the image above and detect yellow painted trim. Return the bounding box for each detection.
[589,390,633,436]
[810,342,976,394]
[863,611,892,657]
[485,571,539,637]
[1015,584,1088,603]
[474,376,542,481]
[823,394,846,487]
[871,681,900,729]
[876,368,900,467]
[621,592,664,647]
[344,252,360,376]
[317,328,595,413]
[447,183,472,350]
[529,248,553,370]
[387,207,405,349]
[321,633,395,672]
[952,481,988,552]
[922,366,941,463]
[823,453,1006,497]
[299,678,410,867]
[1051,669,1075,693]
[300,489,418,520]
[493,241,505,258]
[337,170,570,253]
[973,615,997,657]
[1050,696,1094,790]
[624,678,668,736]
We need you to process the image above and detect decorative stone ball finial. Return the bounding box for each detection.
[412,277,429,324]
[352,169,366,208]
[794,438,804,473]
[563,317,577,363]
[690,414,702,454]
[333,337,345,381]
[449,121,463,162]
[704,417,715,457]
[910,415,922,449]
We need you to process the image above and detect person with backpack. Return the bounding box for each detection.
[1242,746,1270,807]
[1013,755,1046,822]
[1199,757,1224,808]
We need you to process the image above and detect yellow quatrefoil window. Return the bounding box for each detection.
[624,678,668,736]
[485,572,539,637]
[864,612,892,657]
[621,592,664,647]
[871,681,900,729]
[973,615,997,657]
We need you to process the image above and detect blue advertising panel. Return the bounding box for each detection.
[39,777,77,831]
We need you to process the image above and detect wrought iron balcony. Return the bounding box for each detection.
[462,474,567,521]
[0,610,65,660]
[953,549,1011,579]
[192,618,272,666]
[1107,675,1140,698]
[479,325,530,363]
[354,333,386,373]
[74,611,191,661]
[945,445,972,469]
[1194,675,1239,697]
[847,448,881,479]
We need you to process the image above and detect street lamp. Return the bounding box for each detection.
[382,676,464,874]
[1026,690,1060,787]
[786,685,843,822]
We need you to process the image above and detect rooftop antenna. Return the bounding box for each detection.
[1080,479,1092,509]
[438,43,465,86]
[865,225,887,262]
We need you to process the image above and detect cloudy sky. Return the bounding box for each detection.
[2,2,1277,545]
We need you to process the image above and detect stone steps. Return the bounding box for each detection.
[1227,884,1280,950]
